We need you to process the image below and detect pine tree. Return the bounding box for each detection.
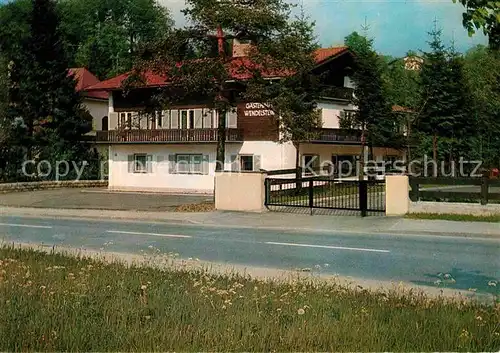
[344,31,399,180]
[446,46,477,162]
[463,45,500,168]
[418,24,477,166]
[8,0,91,179]
[418,26,455,161]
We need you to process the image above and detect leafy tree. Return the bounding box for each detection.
[0,0,31,59]
[59,0,174,79]
[452,0,499,50]
[0,0,173,81]
[0,55,24,181]
[463,45,500,167]
[141,0,320,173]
[243,9,322,180]
[343,31,399,179]
[7,0,91,179]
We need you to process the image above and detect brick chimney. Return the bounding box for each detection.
[232,39,252,57]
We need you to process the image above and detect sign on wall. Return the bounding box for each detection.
[240,103,275,117]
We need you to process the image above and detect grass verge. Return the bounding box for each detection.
[175,201,215,212]
[407,213,500,223]
[0,245,499,351]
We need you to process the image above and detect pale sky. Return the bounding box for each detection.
[160,0,488,57]
[0,0,488,56]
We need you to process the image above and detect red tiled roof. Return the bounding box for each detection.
[85,47,350,91]
[314,47,348,64]
[69,68,108,100]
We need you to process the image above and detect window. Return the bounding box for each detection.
[176,154,203,174]
[101,116,108,131]
[189,110,195,129]
[334,155,357,177]
[385,155,400,172]
[119,112,133,129]
[179,110,196,129]
[180,110,188,129]
[134,154,147,173]
[202,109,213,128]
[128,154,152,174]
[150,111,162,129]
[240,155,254,171]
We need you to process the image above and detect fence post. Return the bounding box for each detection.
[409,177,419,202]
[264,178,270,207]
[309,179,314,215]
[481,173,489,205]
[359,180,368,217]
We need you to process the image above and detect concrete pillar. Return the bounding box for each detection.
[107,145,114,190]
[215,171,267,212]
[385,175,410,216]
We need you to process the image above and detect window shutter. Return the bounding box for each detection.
[146,155,153,173]
[212,110,219,128]
[157,155,166,173]
[194,109,203,128]
[168,154,176,174]
[253,155,261,171]
[230,154,240,172]
[202,109,212,128]
[129,112,136,129]
[171,110,179,129]
[128,155,135,173]
[202,154,210,175]
[161,110,169,129]
[227,108,237,128]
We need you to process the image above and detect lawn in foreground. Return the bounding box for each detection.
[0,246,499,352]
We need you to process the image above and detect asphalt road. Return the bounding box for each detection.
[0,215,498,296]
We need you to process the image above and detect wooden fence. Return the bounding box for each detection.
[409,176,500,205]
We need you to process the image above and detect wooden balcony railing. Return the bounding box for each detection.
[310,128,362,144]
[96,128,243,143]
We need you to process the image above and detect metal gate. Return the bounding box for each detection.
[264,176,386,216]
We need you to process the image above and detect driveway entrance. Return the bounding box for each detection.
[0,188,212,212]
[264,176,386,216]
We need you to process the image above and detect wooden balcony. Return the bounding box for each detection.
[310,128,362,144]
[95,128,243,144]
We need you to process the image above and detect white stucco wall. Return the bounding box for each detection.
[108,141,297,193]
[83,98,108,131]
[227,141,296,171]
[109,144,217,193]
[318,101,356,129]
